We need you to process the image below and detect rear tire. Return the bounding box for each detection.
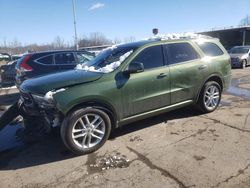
[61,107,111,155]
[197,81,221,113]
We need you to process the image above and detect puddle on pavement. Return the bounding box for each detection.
[0,124,24,152]
[220,100,231,107]
[226,77,250,100]
[227,86,250,100]
[87,152,130,172]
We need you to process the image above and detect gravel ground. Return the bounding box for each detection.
[0,68,250,188]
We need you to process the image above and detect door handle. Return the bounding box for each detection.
[198,65,208,70]
[157,73,168,79]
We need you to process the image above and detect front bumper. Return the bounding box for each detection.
[19,90,63,127]
[231,60,242,68]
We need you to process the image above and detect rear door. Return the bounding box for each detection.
[165,42,205,104]
[121,45,171,118]
[54,52,77,71]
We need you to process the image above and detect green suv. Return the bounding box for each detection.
[19,35,231,154]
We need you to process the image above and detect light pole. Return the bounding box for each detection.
[72,0,79,50]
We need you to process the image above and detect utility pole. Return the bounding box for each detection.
[72,0,79,50]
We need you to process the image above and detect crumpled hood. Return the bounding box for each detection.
[20,70,103,94]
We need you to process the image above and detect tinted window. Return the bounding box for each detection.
[55,53,76,65]
[37,55,53,65]
[198,42,224,56]
[166,43,199,64]
[76,52,94,64]
[131,45,164,70]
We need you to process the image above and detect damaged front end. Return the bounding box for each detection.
[19,88,65,131]
[0,88,65,141]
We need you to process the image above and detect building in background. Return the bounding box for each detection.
[199,26,250,50]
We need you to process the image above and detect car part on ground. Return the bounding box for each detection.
[1,35,232,155]
[0,102,20,131]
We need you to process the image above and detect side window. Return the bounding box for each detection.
[166,43,199,65]
[131,45,164,70]
[76,52,94,64]
[37,55,53,65]
[197,42,224,56]
[54,53,76,65]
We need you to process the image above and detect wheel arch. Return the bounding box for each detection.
[196,74,223,102]
[66,100,119,130]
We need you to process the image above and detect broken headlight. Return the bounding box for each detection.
[31,94,55,108]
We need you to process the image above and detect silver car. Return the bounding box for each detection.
[229,46,250,69]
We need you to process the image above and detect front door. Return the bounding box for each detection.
[120,45,171,118]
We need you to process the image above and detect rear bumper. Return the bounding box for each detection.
[222,74,232,91]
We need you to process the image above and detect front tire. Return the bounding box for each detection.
[242,60,247,69]
[197,81,221,113]
[61,107,111,155]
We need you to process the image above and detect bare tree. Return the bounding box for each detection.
[113,37,122,44]
[78,32,112,47]
[52,36,66,49]
[239,15,250,26]
[124,36,136,43]
[0,32,137,55]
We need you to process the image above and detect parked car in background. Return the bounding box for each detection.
[229,46,250,68]
[15,50,95,86]
[0,53,22,86]
[17,35,231,154]
[0,60,18,86]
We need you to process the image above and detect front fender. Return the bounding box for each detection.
[53,85,120,121]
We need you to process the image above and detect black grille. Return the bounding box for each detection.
[231,57,238,62]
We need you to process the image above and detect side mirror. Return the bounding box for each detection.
[126,62,144,74]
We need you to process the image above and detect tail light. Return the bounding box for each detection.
[20,54,32,72]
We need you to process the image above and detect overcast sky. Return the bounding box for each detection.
[0,0,249,45]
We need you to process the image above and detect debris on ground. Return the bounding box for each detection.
[193,155,206,161]
[89,152,130,171]
[129,136,143,142]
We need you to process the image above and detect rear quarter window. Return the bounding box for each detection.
[198,42,224,56]
[36,55,54,65]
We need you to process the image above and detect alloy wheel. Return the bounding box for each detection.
[72,113,105,149]
[203,85,220,111]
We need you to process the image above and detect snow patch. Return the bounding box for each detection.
[145,32,211,41]
[44,88,66,101]
[99,45,118,54]
[106,45,118,51]
[76,50,133,73]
